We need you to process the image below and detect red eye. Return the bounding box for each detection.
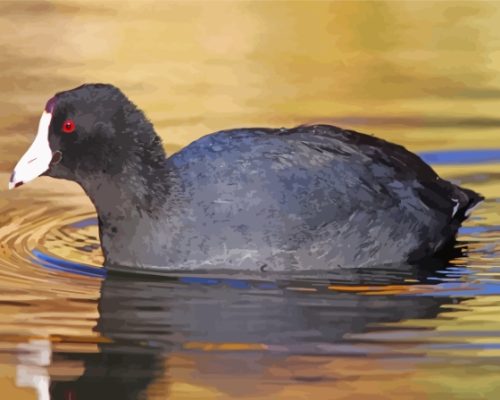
[62,119,75,134]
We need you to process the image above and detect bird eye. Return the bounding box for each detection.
[62,119,75,134]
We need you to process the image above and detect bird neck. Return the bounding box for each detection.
[76,159,188,266]
[82,152,184,215]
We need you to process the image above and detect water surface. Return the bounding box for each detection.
[0,1,499,399]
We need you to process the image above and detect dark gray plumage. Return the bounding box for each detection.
[13,84,483,271]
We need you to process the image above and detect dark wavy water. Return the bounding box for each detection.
[1,1,500,399]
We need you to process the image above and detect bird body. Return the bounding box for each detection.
[9,84,482,272]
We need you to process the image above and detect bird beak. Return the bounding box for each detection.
[9,111,53,189]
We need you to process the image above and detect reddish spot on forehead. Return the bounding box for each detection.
[45,97,56,113]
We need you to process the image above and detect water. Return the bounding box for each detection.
[0,1,499,399]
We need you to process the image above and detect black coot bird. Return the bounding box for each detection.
[9,84,482,272]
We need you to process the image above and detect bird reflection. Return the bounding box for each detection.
[49,253,465,400]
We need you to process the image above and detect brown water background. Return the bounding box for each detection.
[0,1,499,399]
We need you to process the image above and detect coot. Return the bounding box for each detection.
[9,84,482,271]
